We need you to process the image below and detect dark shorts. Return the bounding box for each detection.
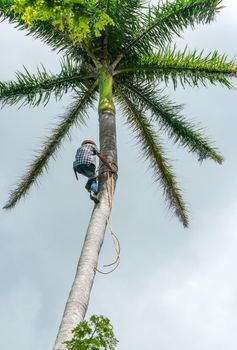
[74,163,96,178]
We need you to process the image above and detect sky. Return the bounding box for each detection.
[0,1,237,349]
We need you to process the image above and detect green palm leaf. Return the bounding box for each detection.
[114,82,188,227]
[117,79,224,164]
[0,58,96,107]
[124,0,222,54]
[116,47,237,88]
[3,81,98,209]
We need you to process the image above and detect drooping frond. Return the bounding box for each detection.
[117,79,224,164]
[3,81,98,209]
[115,47,237,88]
[123,0,223,54]
[114,82,188,227]
[0,58,96,108]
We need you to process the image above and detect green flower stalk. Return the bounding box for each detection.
[98,68,115,114]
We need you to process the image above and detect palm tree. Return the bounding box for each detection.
[0,0,236,349]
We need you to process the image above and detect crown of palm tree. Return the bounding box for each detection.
[1,0,236,227]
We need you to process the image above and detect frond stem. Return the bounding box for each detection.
[111,53,124,71]
[82,43,102,68]
[114,65,237,78]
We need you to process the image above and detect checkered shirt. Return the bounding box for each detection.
[73,144,99,168]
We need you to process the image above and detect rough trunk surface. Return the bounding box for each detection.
[53,109,117,350]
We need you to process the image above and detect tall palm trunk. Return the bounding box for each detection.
[53,69,117,350]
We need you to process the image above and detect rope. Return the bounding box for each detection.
[95,170,121,275]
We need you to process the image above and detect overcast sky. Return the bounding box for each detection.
[1,1,237,349]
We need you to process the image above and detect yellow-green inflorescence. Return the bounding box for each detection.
[11,0,115,43]
[98,68,115,114]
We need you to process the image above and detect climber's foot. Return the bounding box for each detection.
[90,192,100,204]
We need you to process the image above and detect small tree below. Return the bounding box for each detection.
[65,315,119,350]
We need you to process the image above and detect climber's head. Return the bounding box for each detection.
[81,139,96,146]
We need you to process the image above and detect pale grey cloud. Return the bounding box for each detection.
[89,202,237,350]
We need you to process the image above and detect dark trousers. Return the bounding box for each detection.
[74,164,97,192]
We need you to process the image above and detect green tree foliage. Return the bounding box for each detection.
[11,0,114,42]
[65,315,118,350]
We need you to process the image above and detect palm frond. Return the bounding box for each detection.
[0,58,96,108]
[117,79,224,164]
[87,0,146,63]
[3,81,98,210]
[114,82,188,227]
[107,0,146,59]
[124,0,223,54]
[116,47,237,88]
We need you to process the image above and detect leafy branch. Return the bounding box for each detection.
[65,315,118,350]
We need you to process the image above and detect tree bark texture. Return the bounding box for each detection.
[53,108,117,350]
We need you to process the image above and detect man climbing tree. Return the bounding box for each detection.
[0,1,237,350]
[73,139,116,203]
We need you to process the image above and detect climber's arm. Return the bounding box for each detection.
[97,152,117,173]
